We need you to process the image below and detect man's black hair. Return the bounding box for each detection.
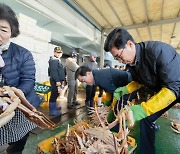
[104,27,135,52]
[75,66,92,80]
[0,3,20,37]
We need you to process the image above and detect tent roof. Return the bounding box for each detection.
[74,0,180,52]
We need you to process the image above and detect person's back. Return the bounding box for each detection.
[84,60,98,70]
[93,68,132,93]
[66,57,79,81]
[84,52,98,70]
[65,50,79,109]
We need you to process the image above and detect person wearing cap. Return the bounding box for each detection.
[104,27,180,154]
[83,52,98,110]
[65,49,79,109]
[48,46,65,116]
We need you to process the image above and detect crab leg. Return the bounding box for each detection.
[3,88,55,129]
[18,104,55,129]
[11,87,56,128]
[94,105,106,128]
[0,97,19,118]
[125,106,134,127]
[0,111,15,127]
[11,87,36,111]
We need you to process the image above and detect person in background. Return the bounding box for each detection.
[75,66,132,98]
[114,65,120,69]
[0,3,40,153]
[48,46,65,116]
[119,65,126,70]
[104,27,180,154]
[104,63,112,68]
[65,50,79,109]
[75,66,136,121]
[83,52,98,108]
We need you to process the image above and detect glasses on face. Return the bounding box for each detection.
[114,48,125,60]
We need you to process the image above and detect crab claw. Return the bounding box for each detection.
[125,106,134,127]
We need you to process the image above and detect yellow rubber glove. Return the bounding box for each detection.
[126,87,176,127]
[142,87,176,115]
[114,81,141,100]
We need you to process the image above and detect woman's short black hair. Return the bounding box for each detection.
[104,27,135,52]
[0,3,20,37]
[75,66,92,80]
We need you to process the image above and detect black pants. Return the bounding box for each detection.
[6,133,29,154]
[140,99,179,154]
[49,79,59,102]
[85,85,97,102]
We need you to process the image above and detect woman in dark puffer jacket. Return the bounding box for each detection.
[0,3,40,153]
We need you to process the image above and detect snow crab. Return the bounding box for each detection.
[171,120,180,134]
[0,86,56,129]
[52,102,137,153]
[88,99,135,129]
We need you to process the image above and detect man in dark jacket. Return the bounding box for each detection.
[75,66,137,121]
[104,27,180,154]
[75,66,132,93]
[48,47,65,116]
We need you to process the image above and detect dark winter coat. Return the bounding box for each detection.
[127,41,180,99]
[93,68,132,93]
[1,42,40,107]
[48,57,65,82]
[0,42,39,145]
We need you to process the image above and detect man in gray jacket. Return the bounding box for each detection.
[65,50,79,109]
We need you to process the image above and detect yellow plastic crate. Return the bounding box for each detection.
[38,125,136,154]
[38,130,65,154]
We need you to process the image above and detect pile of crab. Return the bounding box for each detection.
[52,100,137,154]
[0,86,55,129]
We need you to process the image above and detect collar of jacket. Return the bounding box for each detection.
[0,41,10,54]
[130,43,141,66]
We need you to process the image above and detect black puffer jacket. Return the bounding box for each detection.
[127,41,180,98]
[48,56,65,82]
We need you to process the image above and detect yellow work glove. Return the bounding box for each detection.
[141,87,176,115]
[127,87,176,126]
[114,81,141,100]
